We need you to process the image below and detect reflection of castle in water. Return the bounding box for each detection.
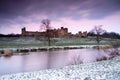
[21,27,87,37]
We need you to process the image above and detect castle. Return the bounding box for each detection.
[21,27,87,37]
[22,27,69,37]
[76,31,87,37]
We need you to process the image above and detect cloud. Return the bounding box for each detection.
[1,11,120,34]
[0,0,120,34]
[0,0,120,21]
[52,11,120,34]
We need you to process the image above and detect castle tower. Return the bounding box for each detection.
[21,27,26,36]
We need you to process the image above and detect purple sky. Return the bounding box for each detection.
[0,0,120,34]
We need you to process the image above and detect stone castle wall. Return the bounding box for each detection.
[77,31,87,37]
[21,27,69,37]
[21,27,87,37]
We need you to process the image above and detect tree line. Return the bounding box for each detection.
[88,30,120,39]
[0,34,21,37]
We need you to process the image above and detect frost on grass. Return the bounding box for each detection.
[0,56,120,80]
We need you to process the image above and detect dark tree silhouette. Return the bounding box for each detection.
[90,25,106,45]
[41,19,52,46]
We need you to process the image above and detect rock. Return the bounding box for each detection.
[38,48,47,51]
[20,49,29,52]
[16,49,20,52]
[30,49,37,52]
[100,45,112,49]
[0,50,4,54]
[64,47,70,49]
[3,50,13,56]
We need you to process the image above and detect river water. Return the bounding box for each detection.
[0,48,110,75]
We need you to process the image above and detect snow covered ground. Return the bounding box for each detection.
[0,56,120,80]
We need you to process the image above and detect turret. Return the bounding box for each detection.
[21,27,26,36]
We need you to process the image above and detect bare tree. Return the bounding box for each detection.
[90,25,106,45]
[41,19,52,46]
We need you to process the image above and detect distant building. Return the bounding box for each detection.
[57,27,68,37]
[21,27,88,38]
[21,27,69,37]
[21,27,46,36]
[76,31,87,37]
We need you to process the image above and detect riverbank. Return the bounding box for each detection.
[0,56,120,80]
[1,36,119,56]
[0,45,112,56]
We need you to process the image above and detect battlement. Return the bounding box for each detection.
[21,27,69,37]
[21,27,88,37]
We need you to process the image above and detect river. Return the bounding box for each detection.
[0,48,110,75]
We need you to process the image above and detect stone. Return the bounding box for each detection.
[3,50,13,56]
[20,49,29,52]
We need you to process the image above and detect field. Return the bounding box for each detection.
[0,36,120,48]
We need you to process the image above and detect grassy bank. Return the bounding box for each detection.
[0,36,120,48]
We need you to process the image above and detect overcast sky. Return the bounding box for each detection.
[0,0,120,34]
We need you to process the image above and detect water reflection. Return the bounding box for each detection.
[0,49,111,75]
[67,49,110,64]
